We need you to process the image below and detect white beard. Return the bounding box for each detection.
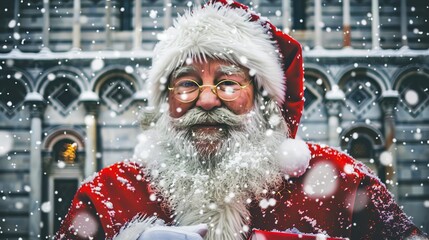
[133,100,288,240]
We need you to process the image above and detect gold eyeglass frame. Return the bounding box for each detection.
[168,79,250,103]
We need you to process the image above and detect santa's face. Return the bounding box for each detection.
[168,60,254,118]
[167,60,255,155]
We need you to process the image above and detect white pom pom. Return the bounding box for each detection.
[274,139,311,177]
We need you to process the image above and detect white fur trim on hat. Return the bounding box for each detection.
[148,2,285,106]
[274,139,311,178]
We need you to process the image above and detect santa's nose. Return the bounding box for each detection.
[195,87,222,111]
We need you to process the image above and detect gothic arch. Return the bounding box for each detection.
[340,123,385,148]
[340,124,386,181]
[392,65,429,118]
[337,66,390,92]
[43,127,85,152]
[0,67,33,117]
[91,66,140,114]
[36,66,88,116]
[303,66,332,117]
[35,66,89,94]
[304,64,335,90]
[392,65,429,89]
[0,66,34,91]
[91,65,143,91]
[337,67,385,117]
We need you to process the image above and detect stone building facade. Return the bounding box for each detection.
[0,0,428,239]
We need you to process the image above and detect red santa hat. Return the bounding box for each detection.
[148,0,304,138]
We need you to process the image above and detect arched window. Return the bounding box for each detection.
[341,128,386,182]
[303,75,328,117]
[43,130,84,236]
[43,77,81,116]
[97,72,136,114]
[349,137,374,159]
[0,74,27,117]
[342,77,382,117]
[398,74,429,117]
[52,139,79,164]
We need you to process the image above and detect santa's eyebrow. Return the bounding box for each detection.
[171,66,197,79]
[217,65,246,78]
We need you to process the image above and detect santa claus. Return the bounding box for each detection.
[56,0,427,239]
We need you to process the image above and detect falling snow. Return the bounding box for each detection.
[0,0,428,239]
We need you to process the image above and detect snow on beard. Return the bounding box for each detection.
[135,98,288,239]
[168,104,285,234]
[169,107,248,165]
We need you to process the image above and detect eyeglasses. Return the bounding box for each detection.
[168,79,250,103]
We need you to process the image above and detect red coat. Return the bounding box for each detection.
[56,143,423,239]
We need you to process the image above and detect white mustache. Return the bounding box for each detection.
[171,108,246,130]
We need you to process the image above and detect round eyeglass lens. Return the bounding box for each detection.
[217,81,241,100]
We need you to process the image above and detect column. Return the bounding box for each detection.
[72,0,81,50]
[133,0,142,51]
[163,0,172,31]
[380,91,399,198]
[12,0,20,50]
[282,0,291,33]
[314,0,323,49]
[371,0,380,49]
[325,87,345,147]
[400,0,408,48]
[342,0,351,48]
[25,93,46,239]
[105,0,112,50]
[80,92,100,177]
[42,0,50,50]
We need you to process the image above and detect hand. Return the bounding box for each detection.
[138,224,208,240]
